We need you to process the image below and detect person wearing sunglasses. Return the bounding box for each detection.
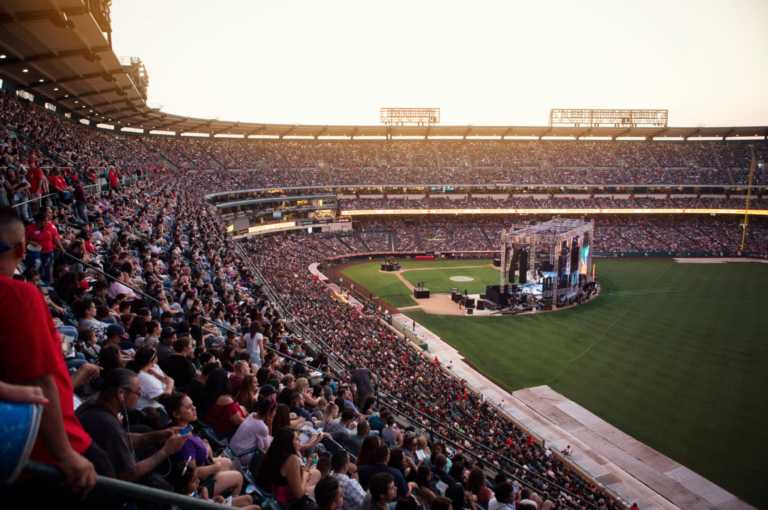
[76,368,186,484]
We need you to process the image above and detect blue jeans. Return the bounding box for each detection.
[40,251,54,284]
[74,201,88,223]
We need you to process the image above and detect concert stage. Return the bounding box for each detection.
[490,219,596,310]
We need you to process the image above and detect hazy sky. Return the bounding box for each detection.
[111,0,768,127]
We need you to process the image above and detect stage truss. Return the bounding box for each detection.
[500,219,595,307]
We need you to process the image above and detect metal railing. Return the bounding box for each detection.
[22,462,223,510]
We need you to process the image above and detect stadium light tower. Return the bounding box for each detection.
[549,108,668,128]
[380,107,440,126]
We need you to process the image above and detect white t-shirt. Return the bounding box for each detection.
[244,332,264,367]
[109,280,137,300]
[138,368,167,409]
[229,414,272,466]
[489,499,516,510]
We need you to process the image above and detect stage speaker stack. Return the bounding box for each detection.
[542,277,553,306]
[464,298,475,309]
[476,300,485,310]
[518,250,528,284]
[485,284,509,307]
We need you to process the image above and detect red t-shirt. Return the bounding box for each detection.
[0,276,92,461]
[25,222,60,253]
[205,400,246,437]
[28,166,45,194]
[108,169,119,187]
[49,175,68,193]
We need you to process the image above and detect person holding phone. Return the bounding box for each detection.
[162,392,246,498]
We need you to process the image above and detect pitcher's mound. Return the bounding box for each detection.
[450,276,474,282]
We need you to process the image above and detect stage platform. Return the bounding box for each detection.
[391,313,754,510]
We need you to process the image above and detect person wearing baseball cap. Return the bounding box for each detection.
[157,326,177,362]
[105,324,129,347]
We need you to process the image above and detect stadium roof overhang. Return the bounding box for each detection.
[0,0,152,125]
[1,1,766,141]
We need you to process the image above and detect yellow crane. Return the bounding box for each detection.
[739,145,758,253]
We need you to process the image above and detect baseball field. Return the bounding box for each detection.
[340,257,768,508]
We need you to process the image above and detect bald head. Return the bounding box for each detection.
[0,206,25,270]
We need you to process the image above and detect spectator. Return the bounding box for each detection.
[255,426,310,507]
[350,366,375,409]
[169,458,258,508]
[431,496,454,510]
[76,368,185,483]
[466,468,493,509]
[128,347,174,410]
[201,367,246,437]
[234,374,259,412]
[157,326,177,362]
[315,475,344,510]
[358,443,408,498]
[162,392,246,498]
[24,208,61,284]
[348,419,370,457]
[331,450,365,510]
[488,481,515,510]
[159,336,197,392]
[0,380,49,404]
[362,472,397,510]
[0,206,97,495]
[244,322,264,369]
[230,397,276,466]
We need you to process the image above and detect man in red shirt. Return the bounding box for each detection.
[49,170,68,192]
[27,161,47,197]
[24,208,62,284]
[0,206,97,494]
[107,167,120,196]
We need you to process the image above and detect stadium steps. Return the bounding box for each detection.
[15,129,66,166]
[207,151,226,170]
[308,235,336,255]
[479,225,495,249]
[138,137,180,170]
[355,232,371,252]
[335,234,357,253]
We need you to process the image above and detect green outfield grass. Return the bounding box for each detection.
[342,257,768,508]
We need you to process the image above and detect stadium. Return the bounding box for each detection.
[0,2,766,510]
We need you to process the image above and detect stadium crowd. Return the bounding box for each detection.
[337,196,767,211]
[140,137,768,187]
[1,91,633,510]
[3,90,768,510]
[341,216,768,257]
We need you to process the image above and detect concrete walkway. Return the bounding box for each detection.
[391,313,754,510]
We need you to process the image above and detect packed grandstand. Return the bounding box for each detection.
[1,3,768,510]
[2,80,767,510]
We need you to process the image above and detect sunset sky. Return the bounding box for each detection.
[111,0,768,127]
